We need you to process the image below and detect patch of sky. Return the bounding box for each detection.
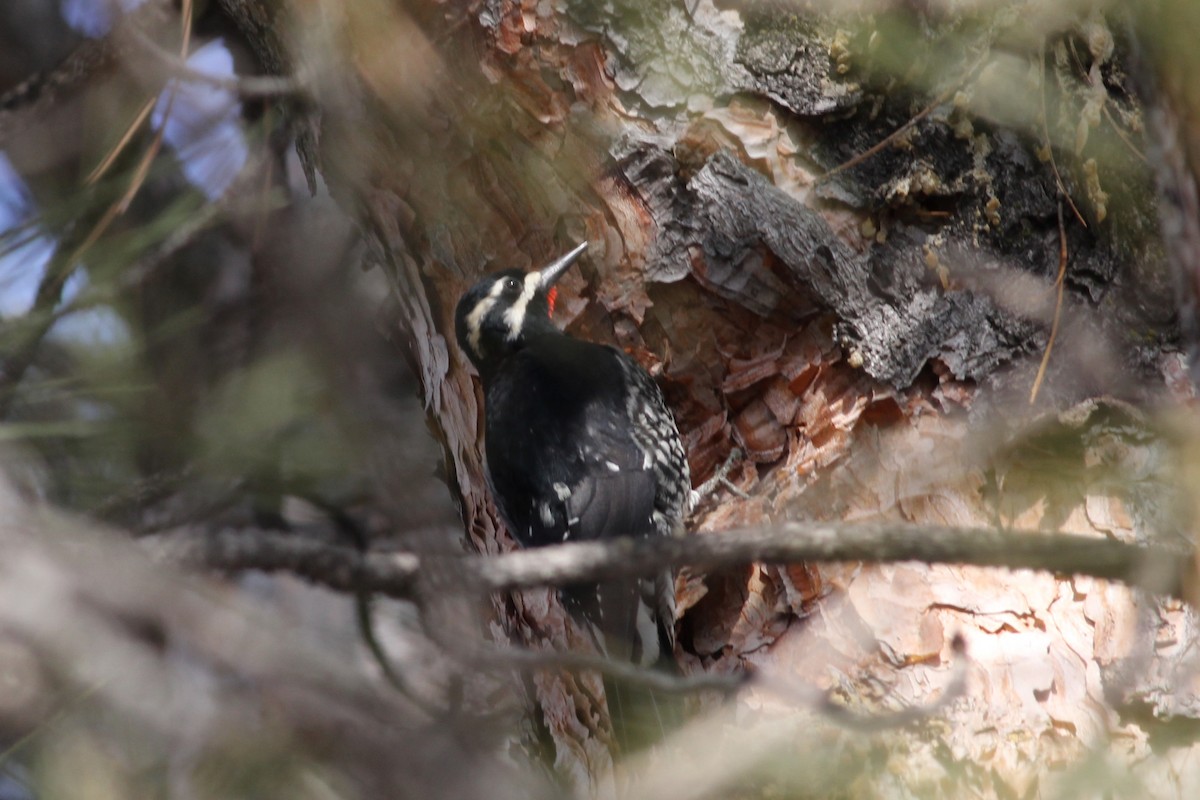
[61,0,148,38]
[0,153,129,346]
[152,39,249,200]
[61,1,248,199]
[48,269,130,346]
[0,153,54,318]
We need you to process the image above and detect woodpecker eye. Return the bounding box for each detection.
[503,277,522,294]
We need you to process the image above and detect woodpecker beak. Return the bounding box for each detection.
[537,242,588,290]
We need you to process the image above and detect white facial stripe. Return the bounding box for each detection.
[465,279,506,357]
[503,272,542,342]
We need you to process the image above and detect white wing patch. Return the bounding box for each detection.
[503,272,542,341]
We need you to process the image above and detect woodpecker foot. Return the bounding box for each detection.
[691,447,749,507]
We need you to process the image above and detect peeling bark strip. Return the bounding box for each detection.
[630,146,1037,387]
[151,522,1185,599]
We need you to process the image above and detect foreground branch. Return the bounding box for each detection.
[148,520,1187,600]
[458,644,747,695]
[146,526,422,594]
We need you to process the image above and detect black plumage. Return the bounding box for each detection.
[454,243,690,674]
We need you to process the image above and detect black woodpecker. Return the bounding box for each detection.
[454,242,691,685]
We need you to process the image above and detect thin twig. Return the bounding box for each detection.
[1103,105,1149,166]
[1064,35,1148,168]
[1029,199,1069,404]
[6,0,194,411]
[86,96,157,186]
[818,54,986,184]
[113,0,193,216]
[691,447,749,505]
[1039,44,1088,229]
[3,198,225,410]
[353,593,448,716]
[125,25,304,99]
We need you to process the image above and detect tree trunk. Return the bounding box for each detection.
[218,0,1200,795]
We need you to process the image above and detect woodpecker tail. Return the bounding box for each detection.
[602,657,682,755]
[568,571,680,754]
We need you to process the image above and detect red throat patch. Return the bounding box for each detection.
[547,287,558,317]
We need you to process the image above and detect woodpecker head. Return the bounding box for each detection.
[455,242,587,374]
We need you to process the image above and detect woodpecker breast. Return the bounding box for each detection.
[453,243,690,667]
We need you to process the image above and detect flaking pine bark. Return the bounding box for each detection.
[216,0,1200,795]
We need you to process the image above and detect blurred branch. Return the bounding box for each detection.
[0,181,226,422]
[0,250,78,418]
[126,26,305,99]
[0,504,552,800]
[0,8,198,419]
[1029,198,1070,404]
[1039,43,1088,228]
[147,525,422,594]
[474,523,1183,597]
[112,0,194,216]
[456,640,746,695]
[148,520,1187,601]
[0,0,172,143]
[86,97,157,186]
